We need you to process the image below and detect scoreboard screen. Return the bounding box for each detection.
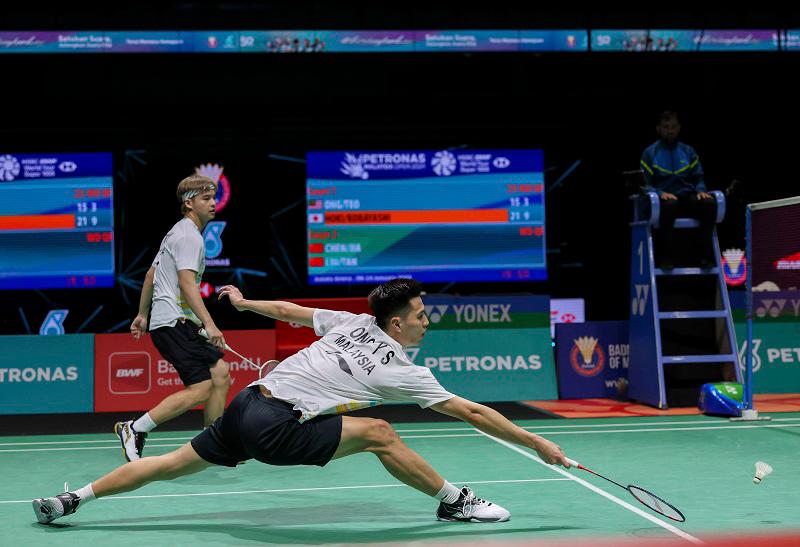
[306,149,546,285]
[0,152,115,289]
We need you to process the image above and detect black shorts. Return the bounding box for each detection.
[191,386,343,468]
[150,320,225,386]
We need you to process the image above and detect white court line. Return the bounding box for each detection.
[0,437,193,447]
[3,423,800,453]
[0,477,569,505]
[6,417,798,447]
[401,416,800,433]
[0,444,185,453]
[475,430,704,545]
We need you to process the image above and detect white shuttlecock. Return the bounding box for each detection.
[753,461,773,484]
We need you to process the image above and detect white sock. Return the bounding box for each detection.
[435,481,462,504]
[73,483,95,505]
[132,412,157,433]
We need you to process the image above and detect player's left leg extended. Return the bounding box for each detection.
[33,443,212,524]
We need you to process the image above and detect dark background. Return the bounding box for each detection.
[2,3,799,335]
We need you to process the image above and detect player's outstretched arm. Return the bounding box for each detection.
[218,285,316,328]
[431,396,570,467]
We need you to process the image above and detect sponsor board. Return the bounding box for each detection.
[555,321,629,399]
[0,334,94,414]
[735,321,800,394]
[422,295,550,330]
[94,329,275,412]
[407,328,556,401]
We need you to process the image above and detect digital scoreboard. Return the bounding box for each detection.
[306,149,546,285]
[0,152,115,289]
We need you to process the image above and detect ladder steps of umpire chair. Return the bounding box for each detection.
[655,267,719,276]
[628,189,742,409]
[662,354,738,364]
[672,218,701,229]
[658,311,728,319]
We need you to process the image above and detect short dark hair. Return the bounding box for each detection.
[659,110,680,124]
[368,278,422,329]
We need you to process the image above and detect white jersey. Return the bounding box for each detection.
[250,309,454,422]
[149,217,205,330]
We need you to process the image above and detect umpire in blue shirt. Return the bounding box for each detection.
[640,111,716,269]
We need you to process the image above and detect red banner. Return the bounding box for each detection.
[276,297,371,360]
[94,329,275,412]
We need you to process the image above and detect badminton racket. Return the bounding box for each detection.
[198,328,279,378]
[566,458,686,522]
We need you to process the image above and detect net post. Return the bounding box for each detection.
[730,203,771,422]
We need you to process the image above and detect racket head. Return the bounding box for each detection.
[627,485,686,522]
[257,359,281,379]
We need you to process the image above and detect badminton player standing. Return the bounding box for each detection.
[34,278,569,525]
[117,174,231,462]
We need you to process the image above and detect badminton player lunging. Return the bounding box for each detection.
[33,278,569,525]
[116,174,231,462]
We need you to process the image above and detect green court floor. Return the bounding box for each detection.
[1,413,799,545]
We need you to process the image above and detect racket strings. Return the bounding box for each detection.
[628,485,685,522]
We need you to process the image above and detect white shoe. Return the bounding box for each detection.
[114,420,147,461]
[32,492,81,524]
[436,486,511,523]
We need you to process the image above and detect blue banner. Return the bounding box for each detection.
[0,152,112,182]
[0,334,94,414]
[555,321,629,399]
[307,149,543,180]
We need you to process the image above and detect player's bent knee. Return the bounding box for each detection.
[211,360,231,388]
[188,380,213,404]
[366,419,400,449]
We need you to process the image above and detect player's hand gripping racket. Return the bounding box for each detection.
[566,458,686,522]
[198,328,279,378]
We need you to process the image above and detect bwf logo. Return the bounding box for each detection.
[631,284,650,316]
[109,352,151,394]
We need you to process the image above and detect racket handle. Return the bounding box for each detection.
[198,328,233,351]
[566,457,580,468]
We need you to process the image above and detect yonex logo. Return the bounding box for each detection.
[631,284,650,316]
[424,304,449,323]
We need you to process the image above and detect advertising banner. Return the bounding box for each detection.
[94,329,275,412]
[408,295,556,401]
[555,321,629,399]
[735,321,800,394]
[0,334,94,414]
